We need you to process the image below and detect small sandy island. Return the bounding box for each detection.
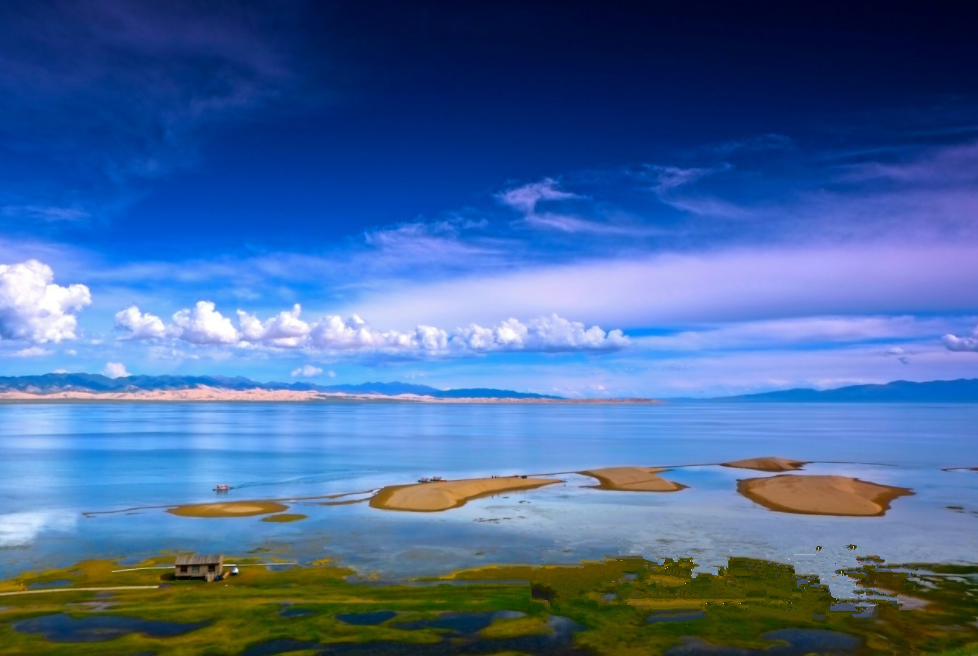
[581,467,686,492]
[369,477,560,512]
[261,513,307,523]
[167,500,289,518]
[722,457,807,472]
[738,475,912,517]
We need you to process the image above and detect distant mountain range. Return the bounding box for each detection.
[0,373,560,400]
[3,374,975,403]
[702,379,978,403]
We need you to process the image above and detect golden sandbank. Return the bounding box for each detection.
[738,474,913,516]
[261,513,307,523]
[167,501,289,518]
[721,457,807,472]
[580,466,686,492]
[369,476,561,512]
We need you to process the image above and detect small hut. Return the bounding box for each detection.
[174,554,224,582]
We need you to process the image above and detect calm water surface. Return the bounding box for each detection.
[1,402,976,595]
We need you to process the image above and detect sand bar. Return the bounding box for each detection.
[580,467,686,492]
[167,501,289,518]
[369,477,561,512]
[738,474,912,517]
[722,457,807,472]
[261,513,307,523]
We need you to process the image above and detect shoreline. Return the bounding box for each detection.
[0,388,662,404]
[2,551,974,656]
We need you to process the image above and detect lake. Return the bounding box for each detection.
[1,402,976,595]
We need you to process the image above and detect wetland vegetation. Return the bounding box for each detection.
[1,552,976,655]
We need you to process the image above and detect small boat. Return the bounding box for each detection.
[431,476,444,482]
[417,477,431,483]
[213,484,231,492]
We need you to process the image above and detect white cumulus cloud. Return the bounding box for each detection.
[942,324,978,352]
[114,305,167,339]
[170,301,239,344]
[306,314,450,352]
[0,260,91,343]
[114,299,629,357]
[238,304,310,348]
[453,314,629,352]
[102,362,129,378]
[291,364,323,378]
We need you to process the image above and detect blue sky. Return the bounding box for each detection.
[1,0,977,397]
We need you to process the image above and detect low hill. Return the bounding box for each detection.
[710,379,978,403]
[0,373,560,400]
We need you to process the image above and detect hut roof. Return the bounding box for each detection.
[174,554,223,567]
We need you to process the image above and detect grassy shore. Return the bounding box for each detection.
[1,552,976,655]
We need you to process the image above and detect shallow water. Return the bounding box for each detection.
[392,610,525,633]
[647,609,707,623]
[665,628,861,655]
[1,402,976,597]
[224,612,584,656]
[12,612,209,642]
[335,609,397,625]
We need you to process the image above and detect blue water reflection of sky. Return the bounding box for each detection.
[1,402,976,596]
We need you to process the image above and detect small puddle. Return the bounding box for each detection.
[335,610,397,625]
[647,608,706,623]
[13,613,210,642]
[28,579,72,590]
[279,604,315,618]
[830,602,875,619]
[666,628,861,655]
[225,638,320,656]
[392,610,524,633]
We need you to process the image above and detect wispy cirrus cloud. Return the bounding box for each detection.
[342,242,978,329]
[499,178,658,236]
[642,163,751,219]
[0,0,304,223]
[496,178,581,214]
[635,316,961,352]
[0,205,91,223]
